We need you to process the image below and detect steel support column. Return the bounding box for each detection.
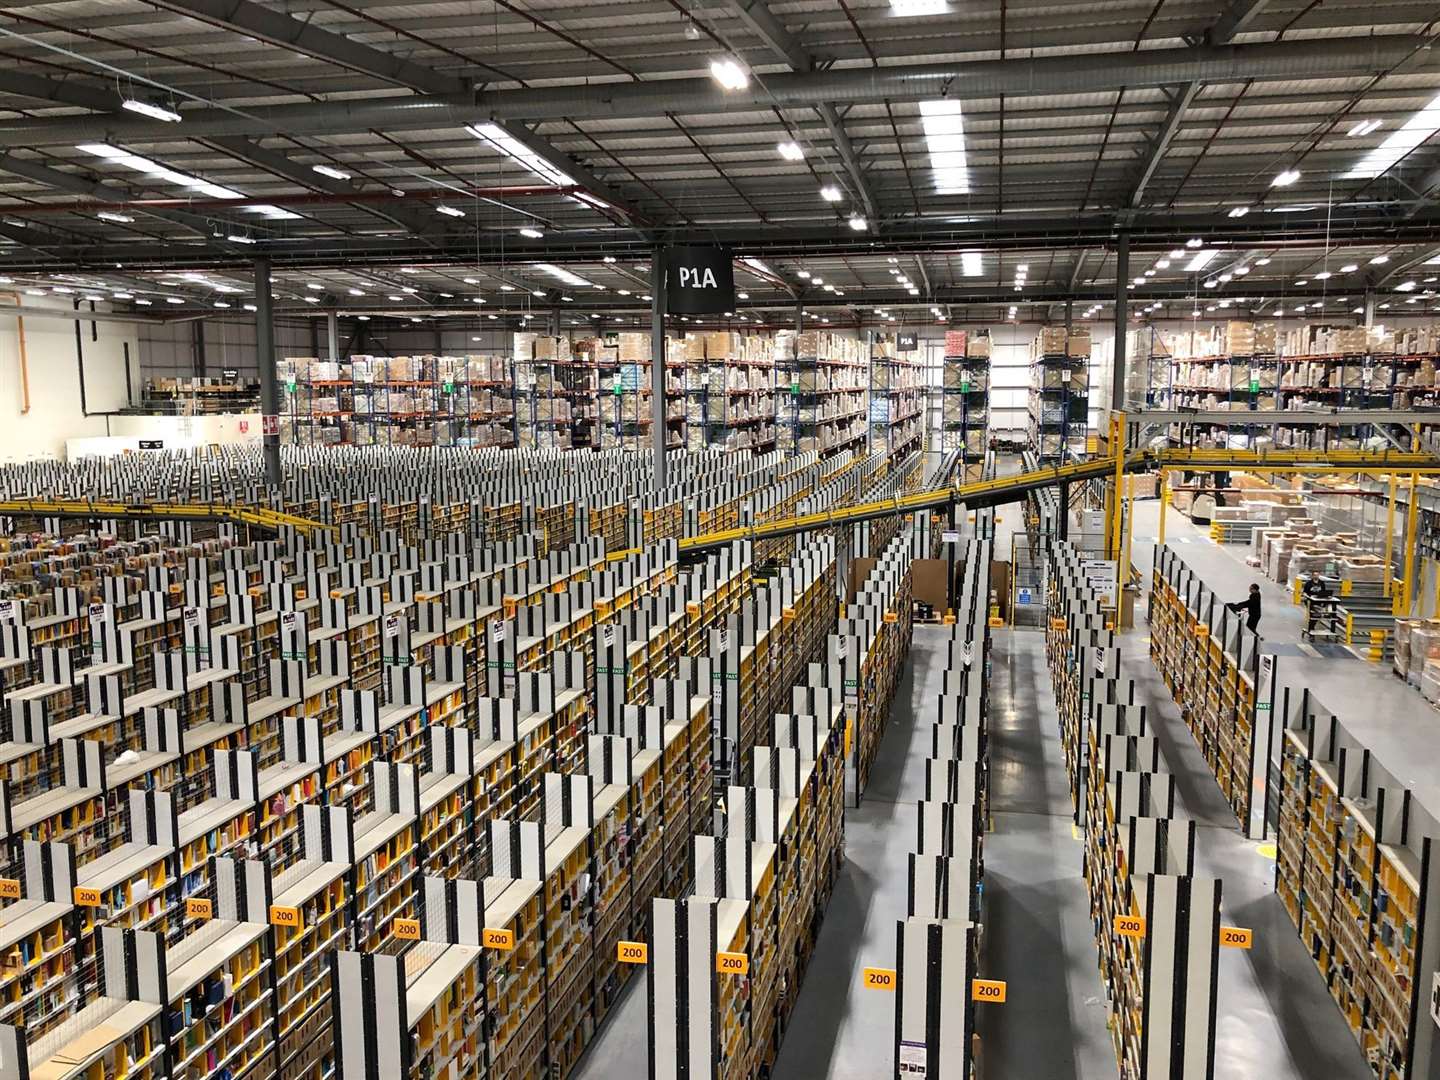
[1113,234,1129,411]
[254,257,281,486]
[327,310,339,363]
[652,254,667,491]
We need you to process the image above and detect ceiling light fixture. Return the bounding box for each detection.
[777,141,805,161]
[1346,119,1384,138]
[534,263,593,287]
[1255,257,1272,266]
[848,215,868,231]
[96,211,133,224]
[1186,238,1204,248]
[918,98,970,195]
[1228,206,1250,218]
[1184,250,1218,272]
[709,58,749,91]
[226,234,257,244]
[961,251,982,278]
[1272,168,1302,187]
[121,98,182,123]
[1370,254,1390,264]
[312,164,351,180]
[519,227,544,238]
[819,185,843,202]
[1345,92,1440,178]
[436,205,465,217]
[1340,264,1359,272]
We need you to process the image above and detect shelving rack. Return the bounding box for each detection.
[0,441,902,1080]
[683,331,777,453]
[649,648,848,1080]
[778,330,869,461]
[1028,327,1091,464]
[1276,693,1440,1080]
[940,329,991,484]
[1046,539,1226,1080]
[868,333,926,460]
[1149,546,1277,836]
[279,355,515,448]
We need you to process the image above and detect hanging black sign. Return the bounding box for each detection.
[663,245,735,315]
[221,368,239,381]
[897,332,918,352]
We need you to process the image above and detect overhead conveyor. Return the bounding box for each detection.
[675,448,1440,553]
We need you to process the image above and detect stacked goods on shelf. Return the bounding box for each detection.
[941,328,991,483]
[593,333,686,451]
[1092,326,1172,412]
[702,537,838,785]
[330,684,713,1080]
[682,331,778,453]
[1047,541,1225,1080]
[836,532,914,803]
[777,330,869,459]
[1028,326,1090,463]
[513,333,580,450]
[278,354,515,448]
[1149,546,1275,833]
[1161,320,1440,448]
[868,333,926,459]
[1276,695,1440,1080]
[142,375,260,416]
[0,920,167,1080]
[649,657,847,1080]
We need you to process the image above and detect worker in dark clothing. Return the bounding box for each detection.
[1226,583,1262,632]
[1302,576,1335,638]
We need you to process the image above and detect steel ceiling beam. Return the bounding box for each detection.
[142,0,467,96]
[0,36,1424,143]
[1129,82,1200,209]
[725,0,812,71]
[142,1,645,227]
[817,104,879,224]
[1208,0,1275,44]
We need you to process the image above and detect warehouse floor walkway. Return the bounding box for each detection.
[771,626,1115,1080]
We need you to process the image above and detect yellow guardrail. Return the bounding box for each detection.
[0,499,333,536]
[676,447,1440,552]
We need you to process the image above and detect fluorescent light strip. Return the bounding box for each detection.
[1345,90,1440,179]
[77,143,299,221]
[466,124,573,186]
[919,100,970,195]
[122,99,182,123]
[534,263,594,287]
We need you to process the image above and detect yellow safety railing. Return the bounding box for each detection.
[0,498,333,536]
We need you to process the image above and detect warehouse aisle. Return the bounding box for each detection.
[1125,501,1372,1079]
[973,630,1116,1078]
[769,626,938,1079]
[773,625,1116,1079]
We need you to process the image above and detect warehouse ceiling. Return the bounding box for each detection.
[0,0,1438,322]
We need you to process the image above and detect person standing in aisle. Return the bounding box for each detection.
[1226,583,1263,633]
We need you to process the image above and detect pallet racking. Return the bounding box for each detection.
[868,333,926,461]
[1028,327,1091,464]
[683,331,778,453]
[777,330,869,460]
[940,329,992,484]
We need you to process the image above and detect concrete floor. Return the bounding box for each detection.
[574,495,1407,1080]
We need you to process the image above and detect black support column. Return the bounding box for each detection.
[651,251,667,491]
[1113,233,1129,414]
[254,257,281,487]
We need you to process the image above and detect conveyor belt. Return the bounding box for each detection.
[676,448,1440,553]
